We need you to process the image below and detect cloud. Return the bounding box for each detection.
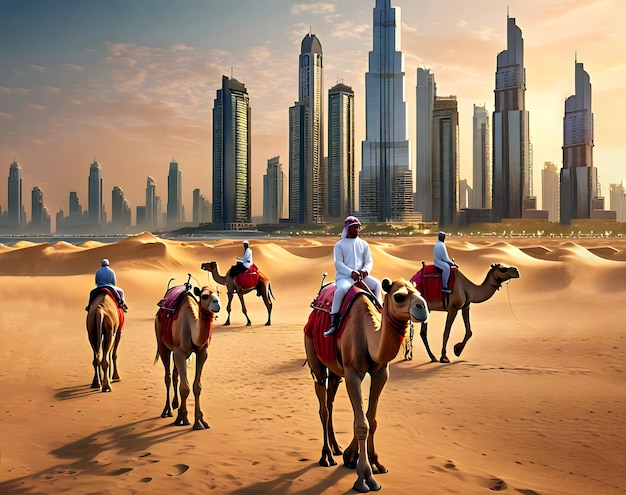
[291,3,336,15]
[64,64,84,72]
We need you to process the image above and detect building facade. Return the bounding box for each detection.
[360,0,413,222]
[492,15,530,220]
[212,75,251,227]
[263,156,284,224]
[327,83,355,220]
[289,33,324,224]
[472,104,491,209]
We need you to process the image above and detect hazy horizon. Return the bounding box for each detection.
[1,0,625,229]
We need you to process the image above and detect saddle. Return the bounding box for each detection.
[410,263,457,302]
[156,285,196,348]
[304,280,382,364]
[234,263,260,292]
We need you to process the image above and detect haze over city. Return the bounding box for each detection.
[1,0,625,228]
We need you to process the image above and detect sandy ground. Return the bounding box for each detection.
[0,232,625,495]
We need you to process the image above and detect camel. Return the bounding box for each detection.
[86,290,123,393]
[200,261,274,326]
[412,263,520,363]
[305,278,429,493]
[154,285,221,429]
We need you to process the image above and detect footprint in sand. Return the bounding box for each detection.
[167,464,189,477]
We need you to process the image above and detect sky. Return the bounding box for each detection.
[1,0,625,228]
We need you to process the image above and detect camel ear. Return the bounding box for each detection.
[382,278,392,294]
[194,286,201,297]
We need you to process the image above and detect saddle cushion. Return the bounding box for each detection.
[410,264,457,302]
[234,263,260,291]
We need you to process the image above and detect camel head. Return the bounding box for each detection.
[381,278,429,324]
[200,261,217,272]
[194,286,221,314]
[490,263,520,285]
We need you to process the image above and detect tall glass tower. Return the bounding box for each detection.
[360,0,413,222]
[492,15,530,220]
[212,75,251,227]
[167,158,182,227]
[88,159,102,226]
[328,82,355,220]
[7,159,22,226]
[289,33,324,224]
[415,67,436,220]
[560,60,595,224]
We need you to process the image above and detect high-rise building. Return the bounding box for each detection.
[415,68,436,219]
[88,159,103,226]
[30,186,50,233]
[289,33,324,224]
[328,83,355,220]
[8,159,23,226]
[492,15,530,220]
[472,104,491,209]
[432,96,459,227]
[167,158,182,227]
[263,156,284,224]
[212,75,251,227]
[111,186,131,228]
[146,176,156,230]
[360,0,413,222]
[542,161,559,222]
[560,60,596,224]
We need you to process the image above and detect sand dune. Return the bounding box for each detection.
[1,233,625,495]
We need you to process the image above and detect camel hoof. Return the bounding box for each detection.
[453,343,464,357]
[439,355,450,364]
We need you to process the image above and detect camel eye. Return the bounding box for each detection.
[393,293,407,303]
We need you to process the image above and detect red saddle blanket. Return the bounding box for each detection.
[156,285,192,348]
[410,264,457,302]
[234,264,260,291]
[304,282,381,364]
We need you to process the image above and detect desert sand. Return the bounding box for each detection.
[0,232,625,495]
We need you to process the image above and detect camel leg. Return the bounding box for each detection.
[454,306,473,357]
[192,345,210,430]
[440,311,459,363]
[344,366,380,493]
[260,283,272,326]
[223,291,235,326]
[238,293,252,326]
[419,321,437,362]
[111,329,121,382]
[366,365,389,475]
[305,336,337,467]
[172,349,190,426]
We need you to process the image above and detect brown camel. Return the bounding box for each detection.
[413,263,520,363]
[200,261,274,326]
[86,290,123,392]
[154,285,221,429]
[305,278,429,493]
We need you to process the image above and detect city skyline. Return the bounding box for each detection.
[1,0,625,227]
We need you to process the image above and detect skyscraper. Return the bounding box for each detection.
[415,67,436,219]
[289,33,324,224]
[167,158,182,227]
[560,60,595,224]
[542,161,559,222]
[146,176,156,230]
[432,96,459,227]
[328,82,355,220]
[263,156,284,224]
[7,159,22,226]
[492,15,530,220]
[212,75,251,227]
[360,0,413,222]
[472,104,491,209]
[88,159,102,226]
